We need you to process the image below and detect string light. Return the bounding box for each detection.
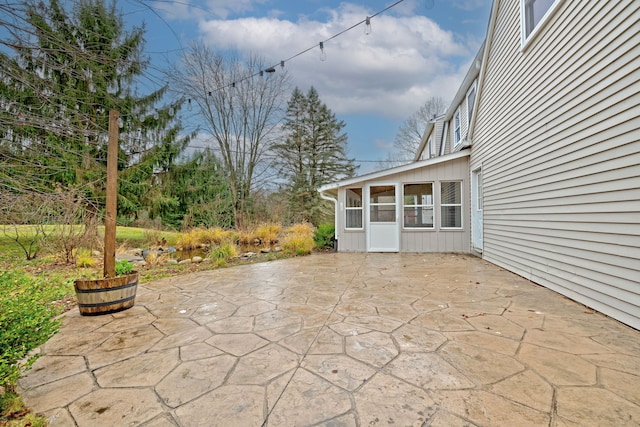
[180,0,409,107]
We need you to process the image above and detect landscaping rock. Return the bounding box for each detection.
[116,253,144,263]
[240,252,257,259]
[192,256,203,264]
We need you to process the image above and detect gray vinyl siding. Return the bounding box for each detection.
[336,156,470,253]
[470,0,640,329]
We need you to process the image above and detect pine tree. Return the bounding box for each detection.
[0,0,190,223]
[274,86,357,225]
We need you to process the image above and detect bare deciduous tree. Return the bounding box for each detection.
[384,96,448,167]
[172,43,290,227]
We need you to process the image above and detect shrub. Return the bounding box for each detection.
[142,228,162,247]
[314,224,335,249]
[143,251,163,266]
[115,260,134,276]
[176,229,201,250]
[75,248,96,268]
[0,270,65,388]
[287,222,315,237]
[281,222,315,255]
[236,228,256,246]
[203,227,232,245]
[255,223,282,245]
[210,242,239,260]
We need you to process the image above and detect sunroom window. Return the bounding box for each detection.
[345,188,363,229]
[441,181,462,228]
[403,183,434,228]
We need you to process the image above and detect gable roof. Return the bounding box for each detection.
[318,149,470,192]
[414,42,485,161]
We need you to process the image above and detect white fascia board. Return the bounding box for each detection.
[442,44,485,122]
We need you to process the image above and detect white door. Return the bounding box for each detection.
[472,168,483,251]
[366,184,399,252]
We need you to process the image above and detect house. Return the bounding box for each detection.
[319,0,640,330]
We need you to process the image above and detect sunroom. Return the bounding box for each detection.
[319,150,471,253]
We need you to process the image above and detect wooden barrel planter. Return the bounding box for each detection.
[74,272,139,316]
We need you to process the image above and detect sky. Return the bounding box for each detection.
[118,0,492,172]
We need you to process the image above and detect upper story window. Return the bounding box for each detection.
[427,136,435,159]
[466,83,477,126]
[522,0,562,46]
[453,108,461,146]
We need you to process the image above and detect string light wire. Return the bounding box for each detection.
[194,0,408,94]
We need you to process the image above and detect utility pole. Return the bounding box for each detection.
[103,110,119,278]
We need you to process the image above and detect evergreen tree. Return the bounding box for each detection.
[152,149,234,229]
[0,0,190,223]
[274,87,357,225]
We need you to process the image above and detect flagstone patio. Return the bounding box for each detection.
[19,253,640,426]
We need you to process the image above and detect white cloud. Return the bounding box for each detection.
[451,0,486,11]
[203,0,266,19]
[196,3,472,120]
[152,0,266,21]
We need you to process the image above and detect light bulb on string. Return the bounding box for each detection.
[365,17,372,35]
[169,105,175,117]
[117,116,123,128]
[153,109,159,120]
[319,42,326,61]
[187,99,192,111]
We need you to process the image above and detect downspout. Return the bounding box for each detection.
[320,190,339,251]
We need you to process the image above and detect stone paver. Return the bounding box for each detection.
[18,253,640,426]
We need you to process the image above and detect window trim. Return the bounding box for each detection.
[402,182,435,230]
[521,0,564,49]
[453,108,461,147]
[440,180,463,230]
[344,187,363,230]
